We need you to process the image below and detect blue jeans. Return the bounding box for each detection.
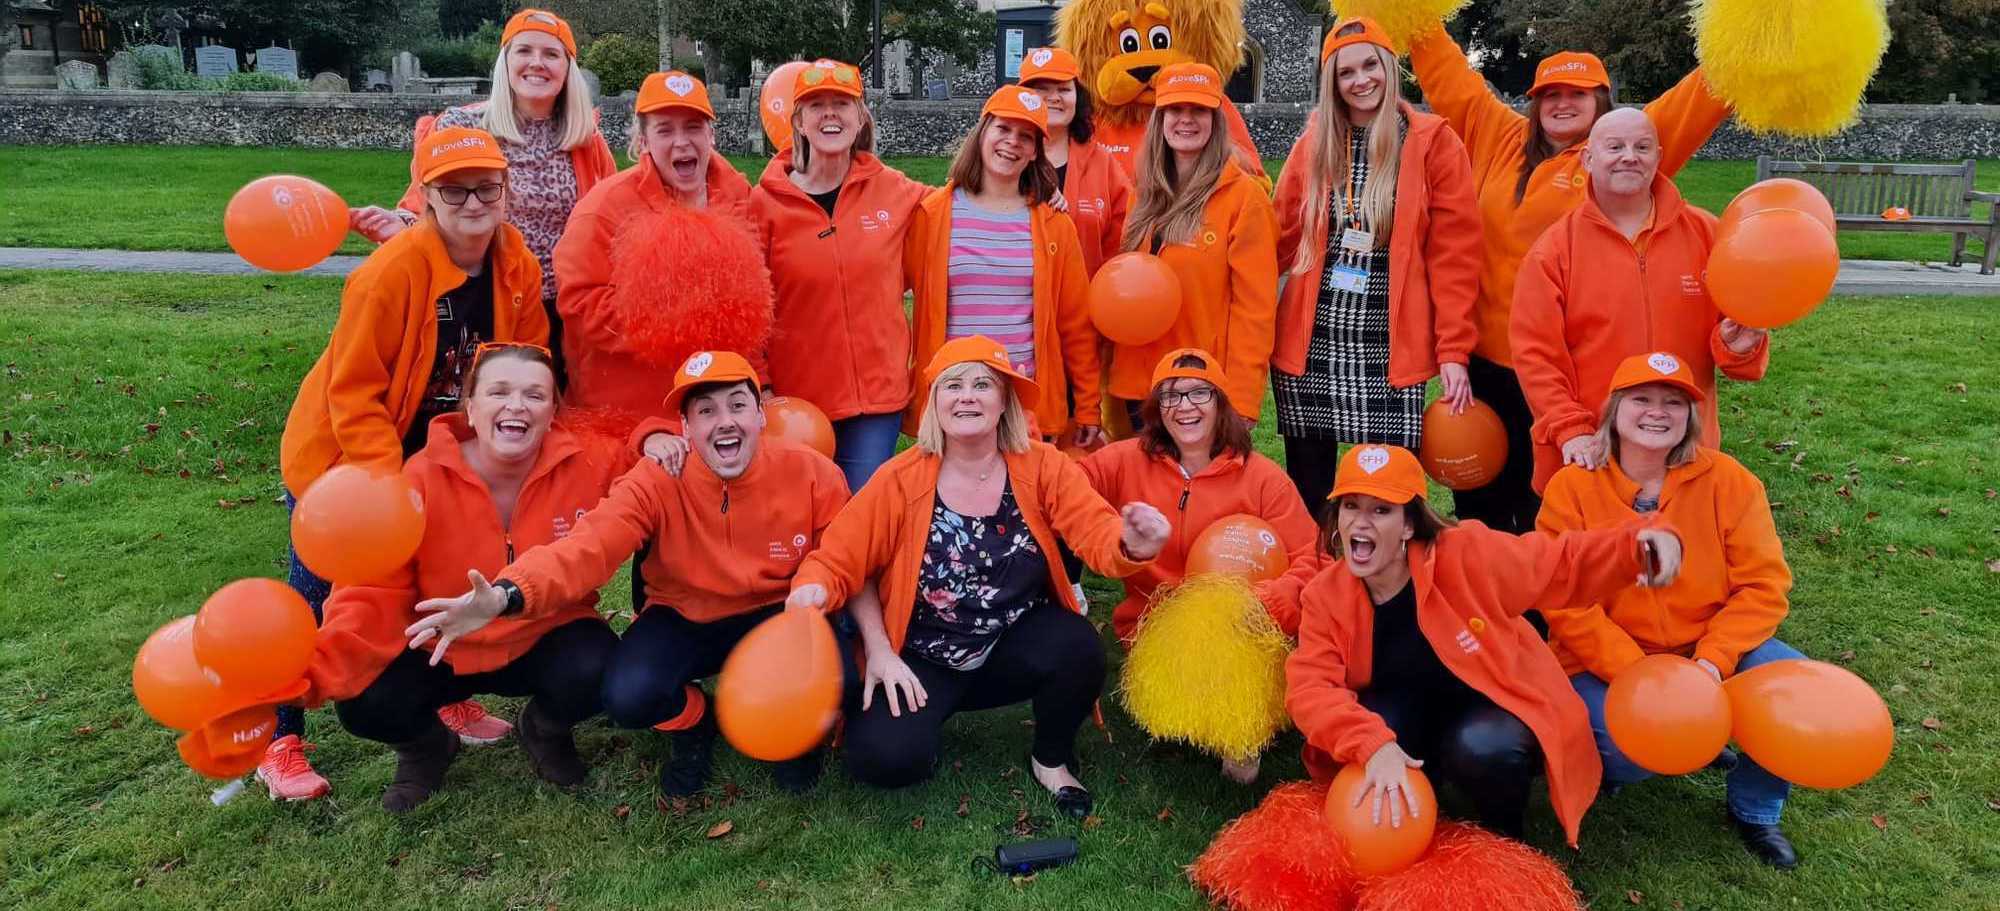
[1572,637,1806,825]
[831,412,903,494]
[275,491,333,740]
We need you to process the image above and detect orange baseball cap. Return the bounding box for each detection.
[663,350,762,415]
[982,85,1049,136]
[637,71,714,118]
[794,59,864,104]
[1320,16,1396,63]
[923,335,1039,404]
[1606,351,1705,403]
[1530,50,1610,94]
[1150,347,1229,397]
[416,127,509,183]
[1153,62,1225,109]
[1017,46,1081,84]
[501,8,576,58]
[1328,444,1427,504]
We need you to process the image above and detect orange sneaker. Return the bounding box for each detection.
[255,735,330,801]
[439,699,512,745]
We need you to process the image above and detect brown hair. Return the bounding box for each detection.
[945,113,1062,205]
[677,379,761,416]
[1121,104,1233,250]
[463,343,558,406]
[1593,385,1703,470]
[1136,359,1253,462]
[1317,494,1455,558]
[1514,85,1614,204]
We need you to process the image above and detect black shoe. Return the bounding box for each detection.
[1030,754,1093,819]
[383,723,461,813]
[517,698,587,787]
[770,748,825,794]
[1731,814,1799,870]
[660,709,718,797]
[1709,747,1740,772]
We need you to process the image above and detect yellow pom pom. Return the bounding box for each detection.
[1328,0,1470,52]
[1692,0,1890,137]
[1119,574,1292,762]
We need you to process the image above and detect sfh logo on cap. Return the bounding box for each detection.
[685,351,715,377]
[1647,352,1680,375]
[432,135,489,156]
[1018,90,1042,111]
[1030,48,1053,67]
[665,74,695,96]
[1165,73,1212,87]
[1357,447,1390,474]
[1543,60,1588,77]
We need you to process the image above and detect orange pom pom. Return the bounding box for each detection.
[1355,822,1582,911]
[1190,781,1361,911]
[553,405,645,473]
[603,207,774,369]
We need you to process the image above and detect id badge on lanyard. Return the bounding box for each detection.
[1328,200,1373,294]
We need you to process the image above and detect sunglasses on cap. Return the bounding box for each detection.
[469,341,554,375]
[800,67,858,87]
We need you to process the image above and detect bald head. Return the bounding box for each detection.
[1582,107,1660,200]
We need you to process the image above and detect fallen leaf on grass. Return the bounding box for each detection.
[613,804,631,820]
[1922,717,1944,731]
[956,794,970,817]
[1884,544,1899,555]
[1838,650,1857,663]
[1870,815,1888,831]
[1626,889,1644,905]
[1987,798,2000,812]
[705,820,734,839]
[1919,607,1936,616]
[1986,489,1997,500]
[1986,559,2000,574]
[910,816,925,831]
[1912,791,1933,806]
[52,573,66,582]
[1950,382,1968,395]
[1156,806,1174,823]
[1082,815,1104,829]
[1938,507,1952,517]
[1865,511,1881,522]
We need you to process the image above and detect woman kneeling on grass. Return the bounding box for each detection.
[1538,352,1805,868]
[786,336,1171,818]
[1263,444,1683,845]
[302,345,620,812]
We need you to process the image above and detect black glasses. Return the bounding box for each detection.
[432,182,506,206]
[1160,387,1216,408]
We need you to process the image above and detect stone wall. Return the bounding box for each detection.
[4,88,1998,163]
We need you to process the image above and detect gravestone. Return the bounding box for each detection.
[106,50,140,88]
[391,51,422,93]
[194,45,238,76]
[363,68,390,92]
[308,71,348,92]
[254,45,299,79]
[56,60,101,90]
[579,67,601,99]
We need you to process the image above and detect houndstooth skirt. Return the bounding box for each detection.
[1272,244,1425,448]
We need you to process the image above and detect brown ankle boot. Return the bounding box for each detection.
[383,723,461,813]
[517,698,587,787]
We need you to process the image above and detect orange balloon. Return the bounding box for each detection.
[1323,763,1438,876]
[716,609,843,761]
[177,704,278,779]
[1186,513,1290,583]
[1719,177,1837,239]
[224,175,349,273]
[1706,207,1840,329]
[290,464,426,585]
[193,578,318,698]
[1417,398,1508,491]
[1724,659,1893,789]
[762,396,838,459]
[1089,252,1183,346]
[760,61,811,152]
[1604,654,1732,775]
[133,615,231,731]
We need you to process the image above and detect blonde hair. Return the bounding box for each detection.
[1122,105,1233,250]
[789,97,878,172]
[624,110,715,164]
[484,36,598,150]
[1291,41,1404,273]
[914,362,1033,455]
[1594,385,1704,470]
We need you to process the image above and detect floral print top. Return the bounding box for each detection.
[905,483,1053,670]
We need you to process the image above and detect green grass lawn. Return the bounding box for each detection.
[2,269,1995,909]
[2,146,1992,264]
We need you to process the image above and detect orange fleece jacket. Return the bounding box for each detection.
[904,185,1102,432]
[1060,138,1134,276]
[1272,104,1481,384]
[1280,520,1653,846]
[280,220,548,496]
[1079,439,1317,640]
[1509,173,1770,492]
[1408,29,1731,366]
[791,442,1150,653]
[1537,448,1792,679]
[396,106,619,216]
[1107,160,1280,418]
[749,152,929,421]
[304,416,620,705]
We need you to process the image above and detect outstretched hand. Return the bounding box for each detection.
[406,569,509,666]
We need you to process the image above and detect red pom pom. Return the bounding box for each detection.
[602,206,774,369]
[554,405,643,474]
[1190,781,1361,911]
[1355,822,1582,911]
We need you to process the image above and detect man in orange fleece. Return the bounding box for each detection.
[410,350,854,796]
[1510,108,1770,494]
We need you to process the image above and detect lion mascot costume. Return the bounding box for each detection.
[1055,0,1264,177]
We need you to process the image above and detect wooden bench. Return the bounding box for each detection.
[1756,157,1999,274]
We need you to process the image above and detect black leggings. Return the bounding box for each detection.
[1281,435,1343,517]
[335,619,616,745]
[599,604,862,730]
[1447,356,1541,534]
[1358,684,1541,839]
[844,606,1106,788]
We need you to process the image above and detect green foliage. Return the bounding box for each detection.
[537,0,660,46]
[1870,0,2000,104]
[437,0,506,37]
[133,52,206,91]
[581,32,657,96]
[412,20,503,78]
[671,0,991,89]
[214,72,305,92]
[102,0,399,77]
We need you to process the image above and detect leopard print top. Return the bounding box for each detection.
[432,105,578,305]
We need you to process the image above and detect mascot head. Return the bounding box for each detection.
[1056,0,1247,126]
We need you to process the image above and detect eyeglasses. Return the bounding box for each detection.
[1159,386,1216,408]
[431,182,506,206]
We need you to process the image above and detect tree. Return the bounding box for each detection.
[672,0,989,89]
[1869,0,2000,103]
[1445,0,1539,96]
[581,32,655,95]
[103,1,402,76]
[438,0,504,36]
[1490,0,1694,100]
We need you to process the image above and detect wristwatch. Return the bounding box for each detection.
[494,579,525,616]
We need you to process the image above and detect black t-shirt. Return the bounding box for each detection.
[1369,581,1477,701]
[401,259,495,456]
[1053,163,1069,191]
[809,187,840,218]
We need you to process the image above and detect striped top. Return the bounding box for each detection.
[945,190,1037,377]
